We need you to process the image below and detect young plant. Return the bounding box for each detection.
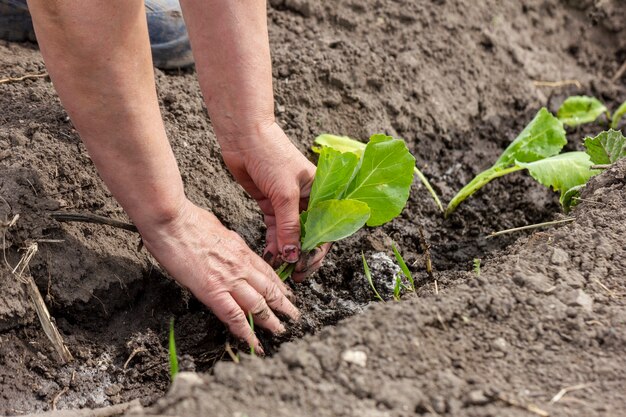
[611,100,626,129]
[362,252,384,302]
[278,134,415,280]
[392,275,404,301]
[392,242,414,291]
[445,108,599,216]
[314,133,444,212]
[473,258,481,277]
[168,318,179,381]
[557,95,608,127]
[556,95,626,129]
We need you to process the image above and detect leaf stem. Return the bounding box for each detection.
[445,165,524,217]
[413,166,444,213]
[276,262,296,281]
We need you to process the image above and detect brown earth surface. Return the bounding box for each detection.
[1,0,625,416]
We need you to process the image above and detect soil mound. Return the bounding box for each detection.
[1,0,624,415]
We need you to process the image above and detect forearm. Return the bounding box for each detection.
[27,0,185,228]
[180,0,275,148]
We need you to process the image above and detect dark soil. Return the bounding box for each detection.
[1,0,625,415]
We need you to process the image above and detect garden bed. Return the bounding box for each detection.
[1,0,625,416]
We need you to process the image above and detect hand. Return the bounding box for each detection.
[138,199,298,354]
[219,122,329,282]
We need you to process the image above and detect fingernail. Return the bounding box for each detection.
[255,343,265,356]
[277,323,286,334]
[263,250,274,263]
[282,245,300,263]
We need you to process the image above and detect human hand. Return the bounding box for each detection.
[138,199,299,354]
[219,121,330,282]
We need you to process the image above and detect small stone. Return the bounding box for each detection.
[466,390,490,405]
[104,384,121,396]
[492,337,507,352]
[574,289,593,312]
[551,248,569,266]
[341,349,367,367]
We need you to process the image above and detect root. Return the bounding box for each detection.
[0,72,48,84]
[487,218,575,238]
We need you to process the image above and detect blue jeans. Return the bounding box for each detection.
[0,0,193,69]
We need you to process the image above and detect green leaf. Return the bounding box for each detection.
[168,318,179,380]
[445,165,523,217]
[495,108,567,166]
[314,134,366,157]
[392,243,414,291]
[584,129,626,164]
[516,152,600,208]
[362,252,384,302]
[611,101,626,129]
[557,96,608,127]
[308,147,359,208]
[315,133,444,212]
[301,199,370,251]
[344,136,415,226]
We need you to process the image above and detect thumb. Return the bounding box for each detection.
[272,187,302,264]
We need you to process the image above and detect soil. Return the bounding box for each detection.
[0,0,625,416]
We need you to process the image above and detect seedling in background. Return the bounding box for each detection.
[473,259,481,277]
[555,95,626,129]
[446,108,600,216]
[557,96,608,127]
[277,135,415,280]
[362,252,384,302]
[392,242,414,291]
[314,134,444,212]
[168,318,179,381]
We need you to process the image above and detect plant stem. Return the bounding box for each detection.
[486,217,575,238]
[276,262,296,281]
[414,166,444,213]
[445,165,524,217]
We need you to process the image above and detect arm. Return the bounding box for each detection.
[180,0,329,278]
[26,0,298,353]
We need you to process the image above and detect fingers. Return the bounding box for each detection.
[230,282,285,335]
[249,257,299,319]
[292,243,332,283]
[271,188,302,264]
[204,292,264,355]
[262,214,280,268]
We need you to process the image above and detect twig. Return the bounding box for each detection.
[123,347,146,370]
[591,164,611,170]
[533,79,582,89]
[417,226,433,279]
[611,60,626,83]
[51,386,69,410]
[487,218,575,238]
[0,72,48,85]
[496,393,549,417]
[550,383,594,404]
[50,211,138,233]
[12,243,74,363]
[224,342,240,364]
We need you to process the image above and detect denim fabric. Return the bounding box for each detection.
[0,0,193,69]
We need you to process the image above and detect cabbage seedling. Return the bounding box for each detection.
[557,96,608,127]
[314,134,443,212]
[446,108,599,216]
[278,134,415,280]
[611,101,626,129]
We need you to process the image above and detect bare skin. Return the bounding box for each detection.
[26,0,328,353]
